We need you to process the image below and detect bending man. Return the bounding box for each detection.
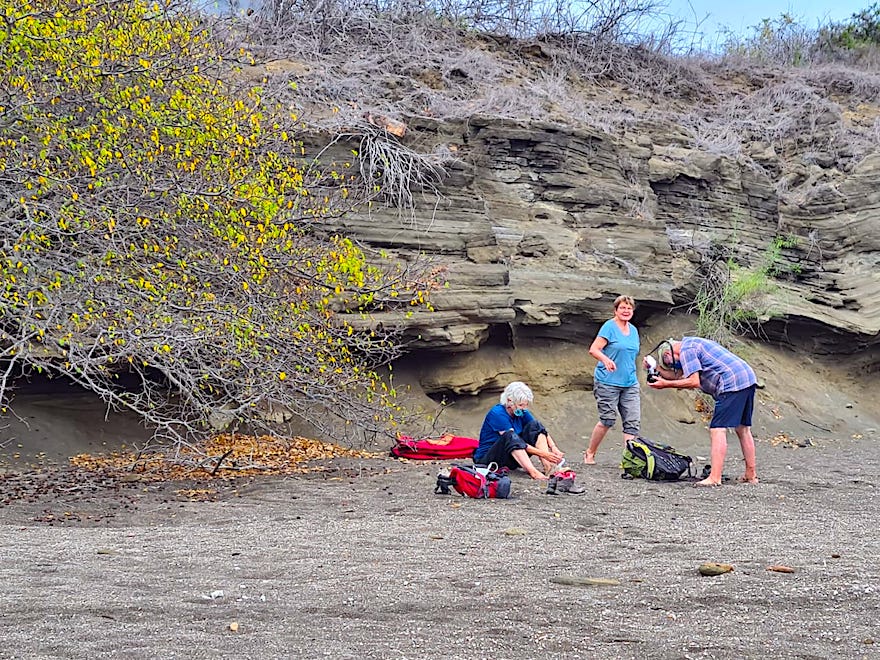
[647,337,759,487]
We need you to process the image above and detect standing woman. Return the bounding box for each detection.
[584,295,641,464]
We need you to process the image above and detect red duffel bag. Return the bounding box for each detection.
[390,433,478,460]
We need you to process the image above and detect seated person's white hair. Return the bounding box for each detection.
[500,381,534,405]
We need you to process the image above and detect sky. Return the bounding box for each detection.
[662,0,871,40]
[209,1,874,47]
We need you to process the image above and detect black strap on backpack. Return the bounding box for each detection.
[435,473,454,495]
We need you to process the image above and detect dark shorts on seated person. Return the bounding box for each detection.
[480,420,547,470]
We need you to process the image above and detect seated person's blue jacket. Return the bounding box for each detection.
[475,403,537,463]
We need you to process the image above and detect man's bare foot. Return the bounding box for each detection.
[583,452,596,465]
[737,475,759,484]
[694,477,722,487]
[529,471,549,481]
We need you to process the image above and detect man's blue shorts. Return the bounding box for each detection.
[710,385,756,429]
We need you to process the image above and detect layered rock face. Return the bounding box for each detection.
[329,115,879,389]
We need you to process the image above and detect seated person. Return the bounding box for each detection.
[475,381,564,481]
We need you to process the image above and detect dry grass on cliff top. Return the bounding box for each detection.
[233,4,880,180]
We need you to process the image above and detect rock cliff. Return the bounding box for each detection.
[316,109,880,446]
[328,115,879,366]
[245,24,880,437]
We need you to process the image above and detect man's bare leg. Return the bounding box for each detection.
[696,427,727,487]
[512,448,548,480]
[584,423,611,464]
[735,425,759,483]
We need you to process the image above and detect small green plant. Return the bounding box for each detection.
[765,234,799,276]
[823,3,880,51]
[692,234,798,342]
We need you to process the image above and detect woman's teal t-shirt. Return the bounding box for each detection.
[593,319,640,387]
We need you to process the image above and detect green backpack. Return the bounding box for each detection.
[621,437,694,481]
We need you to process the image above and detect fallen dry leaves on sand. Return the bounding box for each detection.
[1,434,384,512]
[69,433,381,481]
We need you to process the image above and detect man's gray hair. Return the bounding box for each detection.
[500,381,534,406]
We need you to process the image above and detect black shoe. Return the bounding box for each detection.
[700,464,731,483]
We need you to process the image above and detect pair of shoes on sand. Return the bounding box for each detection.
[546,470,586,495]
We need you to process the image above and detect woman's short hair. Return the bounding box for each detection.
[500,381,534,406]
[614,295,635,309]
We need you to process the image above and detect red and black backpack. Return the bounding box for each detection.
[435,464,511,499]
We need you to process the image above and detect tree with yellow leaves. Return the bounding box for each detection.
[0,0,437,447]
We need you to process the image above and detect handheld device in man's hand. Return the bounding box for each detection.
[644,355,660,383]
